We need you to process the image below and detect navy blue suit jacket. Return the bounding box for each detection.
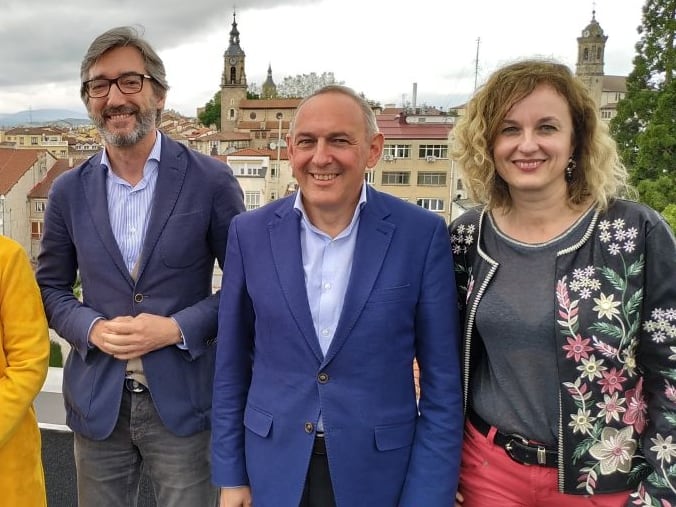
[37,134,244,439]
[211,186,463,506]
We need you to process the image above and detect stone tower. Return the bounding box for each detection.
[261,64,278,99]
[220,11,248,132]
[575,11,608,106]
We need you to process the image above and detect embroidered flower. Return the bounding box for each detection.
[578,355,607,381]
[650,434,676,465]
[608,243,621,255]
[599,230,612,242]
[598,220,611,232]
[592,293,622,321]
[588,426,636,475]
[570,408,594,434]
[622,241,635,253]
[612,218,626,230]
[623,378,647,434]
[596,392,626,423]
[563,334,593,362]
[598,367,627,395]
[664,380,676,404]
[624,227,638,240]
[643,307,676,344]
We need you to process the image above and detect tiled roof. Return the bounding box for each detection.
[0,148,44,194]
[602,75,627,92]
[29,158,79,198]
[238,98,302,109]
[376,115,452,140]
[228,147,288,160]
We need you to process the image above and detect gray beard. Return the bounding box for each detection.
[94,108,157,147]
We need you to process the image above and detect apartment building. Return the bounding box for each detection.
[0,147,57,256]
[2,126,69,159]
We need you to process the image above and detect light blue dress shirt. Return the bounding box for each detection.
[293,184,367,432]
[102,132,161,272]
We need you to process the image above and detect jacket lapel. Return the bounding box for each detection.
[269,200,324,362]
[325,188,395,363]
[136,136,186,281]
[80,154,134,286]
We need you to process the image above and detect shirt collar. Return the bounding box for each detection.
[293,183,368,238]
[100,130,162,176]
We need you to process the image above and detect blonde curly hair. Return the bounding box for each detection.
[451,59,633,211]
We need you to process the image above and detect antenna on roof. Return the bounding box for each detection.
[474,37,481,91]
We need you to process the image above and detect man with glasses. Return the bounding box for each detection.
[36,26,244,507]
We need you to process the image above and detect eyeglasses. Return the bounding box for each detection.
[83,73,153,98]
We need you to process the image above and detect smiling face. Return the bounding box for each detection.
[85,45,164,147]
[287,91,383,233]
[492,84,575,203]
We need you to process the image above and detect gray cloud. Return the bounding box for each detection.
[0,0,313,87]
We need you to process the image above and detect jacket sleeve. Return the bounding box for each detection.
[170,161,244,359]
[36,180,102,359]
[631,217,676,505]
[399,218,464,506]
[211,216,254,486]
[0,240,50,446]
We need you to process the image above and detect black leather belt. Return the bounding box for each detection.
[312,433,327,455]
[468,409,557,467]
[124,378,148,394]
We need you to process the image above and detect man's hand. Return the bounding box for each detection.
[89,314,182,360]
[219,486,252,507]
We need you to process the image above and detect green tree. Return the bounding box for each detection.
[277,72,344,98]
[610,0,676,226]
[198,91,221,128]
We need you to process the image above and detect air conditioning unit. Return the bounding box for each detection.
[383,154,394,161]
[426,156,436,162]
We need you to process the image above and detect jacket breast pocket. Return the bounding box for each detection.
[244,404,273,438]
[159,211,208,268]
[374,420,415,451]
[367,284,412,304]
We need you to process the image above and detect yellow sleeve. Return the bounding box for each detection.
[0,237,50,447]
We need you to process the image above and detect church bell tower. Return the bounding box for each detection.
[220,11,248,132]
[575,10,607,106]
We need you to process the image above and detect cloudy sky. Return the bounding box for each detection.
[1,0,646,116]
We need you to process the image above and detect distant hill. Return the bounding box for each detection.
[0,108,90,127]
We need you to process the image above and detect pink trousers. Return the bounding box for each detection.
[459,420,631,507]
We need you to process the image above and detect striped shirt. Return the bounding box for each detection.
[101,132,162,273]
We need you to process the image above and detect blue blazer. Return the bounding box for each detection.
[36,134,244,439]
[211,186,463,506]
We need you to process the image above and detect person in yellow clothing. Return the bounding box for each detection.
[0,235,50,506]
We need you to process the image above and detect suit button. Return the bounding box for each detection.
[318,372,329,384]
[134,293,143,303]
[304,422,314,433]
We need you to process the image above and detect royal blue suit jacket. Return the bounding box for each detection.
[211,186,463,506]
[37,134,244,439]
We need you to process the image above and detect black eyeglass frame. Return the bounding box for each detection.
[82,73,154,98]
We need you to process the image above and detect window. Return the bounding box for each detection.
[234,165,262,177]
[418,145,448,159]
[270,191,277,200]
[416,198,444,211]
[417,172,446,186]
[383,144,411,159]
[34,201,46,212]
[364,170,375,184]
[31,136,39,145]
[382,171,410,185]
[31,220,44,240]
[249,112,257,120]
[245,191,261,210]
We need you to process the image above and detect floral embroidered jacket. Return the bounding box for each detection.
[449,200,676,506]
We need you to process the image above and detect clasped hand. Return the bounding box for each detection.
[90,313,181,360]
